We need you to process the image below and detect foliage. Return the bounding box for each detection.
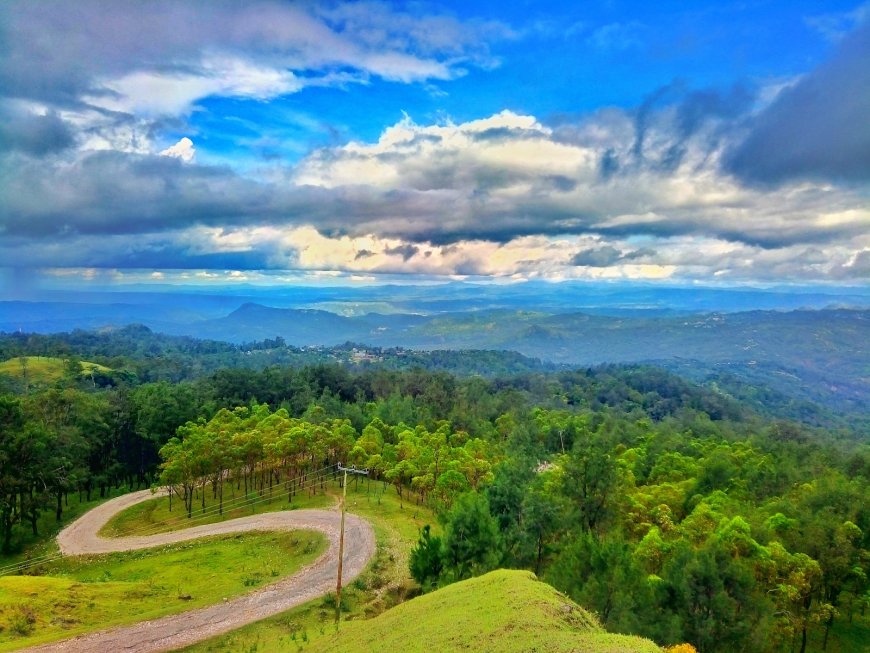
[409,525,443,591]
[0,330,867,652]
[439,492,502,582]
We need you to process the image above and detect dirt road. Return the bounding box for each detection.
[20,489,376,653]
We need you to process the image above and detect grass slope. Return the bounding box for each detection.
[0,356,110,383]
[0,530,325,651]
[310,570,660,653]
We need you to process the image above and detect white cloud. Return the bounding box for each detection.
[5,1,511,117]
[86,58,303,116]
[3,98,867,284]
[586,21,646,51]
[159,137,196,162]
[805,2,870,41]
[291,109,870,254]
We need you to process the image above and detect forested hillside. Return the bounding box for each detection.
[1,328,867,651]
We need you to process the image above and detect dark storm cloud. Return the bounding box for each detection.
[113,248,277,270]
[631,81,680,160]
[546,175,577,192]
[675,85,753,140]
[725,22,870,184]
[384,244,420,261]
[570,246,623,267]
[0,1,208,105]
[626,81,755,172]
[570,245,654,267]
[0,148,460,241]
[555,82,756,181]
[0,151,277,237]
[599,148,620,179]
[2,139,864,254]
[0,108,75,155]
[0,232,276,269]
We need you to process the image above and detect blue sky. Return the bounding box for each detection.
[0,0,868,288]
[185,1,855,166]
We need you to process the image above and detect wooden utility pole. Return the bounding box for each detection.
[335,463,369,624]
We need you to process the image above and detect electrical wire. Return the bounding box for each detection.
[0,463,343,577]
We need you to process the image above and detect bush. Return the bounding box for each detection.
[9,605,37,637]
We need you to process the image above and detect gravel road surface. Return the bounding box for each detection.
[19,489,375,653]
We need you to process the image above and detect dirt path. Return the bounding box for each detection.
[20,489,376,653]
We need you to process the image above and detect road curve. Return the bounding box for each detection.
[20,489,376,653]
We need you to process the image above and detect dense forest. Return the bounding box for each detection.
[0,328,867,652]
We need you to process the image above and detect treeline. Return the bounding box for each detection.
[0,354,754,554]
[157,404,492,517]
[0,388,133,552]
[0,327,552,384]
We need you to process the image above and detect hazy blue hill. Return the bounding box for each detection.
[194,303,367,345]
[361,308,869,420]
[3,293,867,424]
[661,359,869,429]
[0,301,206,334]
[4,282,867,335]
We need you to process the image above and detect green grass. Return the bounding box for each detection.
[180,478,436,653]
[310,570,661,653]
[187,570,661,653]
[0,356,111,384]
[0,530,326,651]
[100,478,338,537]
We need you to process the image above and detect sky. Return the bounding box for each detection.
[0,0,868,289]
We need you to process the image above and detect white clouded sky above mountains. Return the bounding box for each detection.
[0,0,868,285]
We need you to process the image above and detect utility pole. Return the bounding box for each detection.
[335,463,369,624]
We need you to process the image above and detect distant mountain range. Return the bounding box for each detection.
[2,285,868,423]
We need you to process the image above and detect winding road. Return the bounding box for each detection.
[20,489,376,653]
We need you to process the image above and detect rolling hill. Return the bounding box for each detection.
[0,356,111,384]
[307,570,662,653]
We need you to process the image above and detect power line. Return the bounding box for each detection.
[131,462,340,537]
[0,463,342,577]
[0,466,340,577]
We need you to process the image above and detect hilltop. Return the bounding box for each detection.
[0,356,110,384]
[307,570,661,653]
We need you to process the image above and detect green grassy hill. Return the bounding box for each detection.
[0,356,110,383]
[311,570,660,653]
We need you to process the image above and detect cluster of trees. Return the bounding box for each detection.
[410,409,870,653]
[157,404,493,516]
[0,389,118,552]
[0,340,743,554]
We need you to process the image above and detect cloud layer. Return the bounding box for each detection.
[725,23,870,184]
[0,2,867,285]
[1,0,506,111]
